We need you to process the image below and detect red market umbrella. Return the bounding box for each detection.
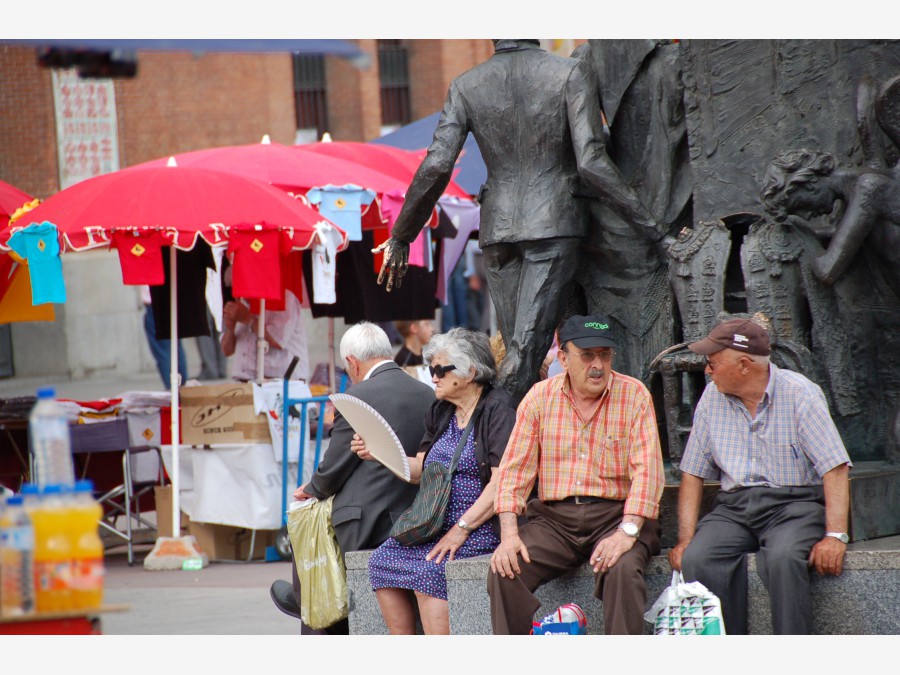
[132,138,411,198]
[0,179,37,227]
[2,161,346,253]
[0,180,55,323]
[297,140,472,200]
[0,163,347,537]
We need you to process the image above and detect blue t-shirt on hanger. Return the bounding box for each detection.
[306,184,376,241]
[7,221,67,305]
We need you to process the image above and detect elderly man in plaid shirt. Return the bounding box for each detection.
[668,318,852,635]
[488,314,665,634]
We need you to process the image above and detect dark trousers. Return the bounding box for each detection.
[143,306,187,389]
[482,237,580,403]
[681,486,825,635]
[487,499,660,635]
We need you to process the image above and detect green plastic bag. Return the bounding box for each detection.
[287,496,348,630]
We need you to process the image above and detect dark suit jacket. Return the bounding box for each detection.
[391,41,660,249]
[305,361,435,555]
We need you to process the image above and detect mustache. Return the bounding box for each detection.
[587,368,605,378]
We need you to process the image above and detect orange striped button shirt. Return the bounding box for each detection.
[494,371,665,519]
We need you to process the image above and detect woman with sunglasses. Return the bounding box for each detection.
[353,327,516,634]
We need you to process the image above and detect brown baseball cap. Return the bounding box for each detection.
[688,319,771,356]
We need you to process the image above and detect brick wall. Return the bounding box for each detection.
[407,40,494,127]
[326,40,382,141]
[0,45,59,199]
[114,51,296,167]
[0,40,496,193]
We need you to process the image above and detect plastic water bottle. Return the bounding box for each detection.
[0,495,36,617]
[70,480,104,610]
[29,387,75,489]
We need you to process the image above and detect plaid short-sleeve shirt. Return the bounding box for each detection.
[494,371,665,520]
[680,363,851,491]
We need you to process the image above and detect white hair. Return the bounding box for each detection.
[340,322,393,363]
[746,353,770,366]
[423,328,496,384]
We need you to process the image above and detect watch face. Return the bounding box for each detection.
[620,523,639,536]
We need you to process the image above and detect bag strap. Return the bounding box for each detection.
[447,418,475,475]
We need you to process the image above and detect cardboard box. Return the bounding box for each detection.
[187,520,276,562]
[154,485,189,538]
[403,365,433,387]
[179,383,271,446]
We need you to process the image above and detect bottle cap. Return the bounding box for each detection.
[20,483,40,495]
[6,495,23,506]
[74,479,95,493]
[43,484,64,495]
[36,386,57,399]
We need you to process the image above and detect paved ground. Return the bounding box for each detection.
[100,542,300,635]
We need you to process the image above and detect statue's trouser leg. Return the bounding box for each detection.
[483,238,580,400]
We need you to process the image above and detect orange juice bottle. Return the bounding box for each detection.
[32,484,74,613]
[69,480,104,610]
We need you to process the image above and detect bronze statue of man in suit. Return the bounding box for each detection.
[376,39,665,403]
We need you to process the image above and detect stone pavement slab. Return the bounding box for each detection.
[100,548,300,635]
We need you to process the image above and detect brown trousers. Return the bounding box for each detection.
[487,499,660,635]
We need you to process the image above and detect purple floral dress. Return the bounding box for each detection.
[368,416,500,600]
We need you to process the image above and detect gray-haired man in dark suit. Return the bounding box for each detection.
[375,39,665,403]
[270,322,435,634]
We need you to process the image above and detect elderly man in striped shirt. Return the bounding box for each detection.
[488,314,665,634]
[668,318,852,635]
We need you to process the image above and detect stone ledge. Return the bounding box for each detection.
[345,536,900,635]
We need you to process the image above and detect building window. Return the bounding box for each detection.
[378,40,411,134]
[293,54,328,144]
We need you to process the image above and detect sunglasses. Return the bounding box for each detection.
[429,364,457,379]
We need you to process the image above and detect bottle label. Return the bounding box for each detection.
[35,560,74,592]
[0,549,35,616]
[1,526,34,550]
[70,559,105,591]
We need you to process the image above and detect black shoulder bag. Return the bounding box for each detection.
[389,419,474,547]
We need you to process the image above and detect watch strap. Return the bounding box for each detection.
[825,531,849,543]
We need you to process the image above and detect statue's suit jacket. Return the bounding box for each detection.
[392,42,659,248]
[306,362,435,555]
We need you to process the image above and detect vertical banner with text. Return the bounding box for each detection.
[52,70,120,189]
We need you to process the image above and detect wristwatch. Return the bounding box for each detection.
[457,518,475,534]
[618,522,640,538]
[825,531,850,544]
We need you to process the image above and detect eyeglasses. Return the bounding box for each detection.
[565,348,614,365]
[429,364,457,379]
[705,356,741,372]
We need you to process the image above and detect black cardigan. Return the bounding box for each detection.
[417,384,517,489]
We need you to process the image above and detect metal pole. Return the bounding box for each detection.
[329,317,336,393]
[169,246,181,538]
[256,299,267,383]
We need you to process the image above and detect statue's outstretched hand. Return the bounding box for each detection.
[373,236,410,292]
